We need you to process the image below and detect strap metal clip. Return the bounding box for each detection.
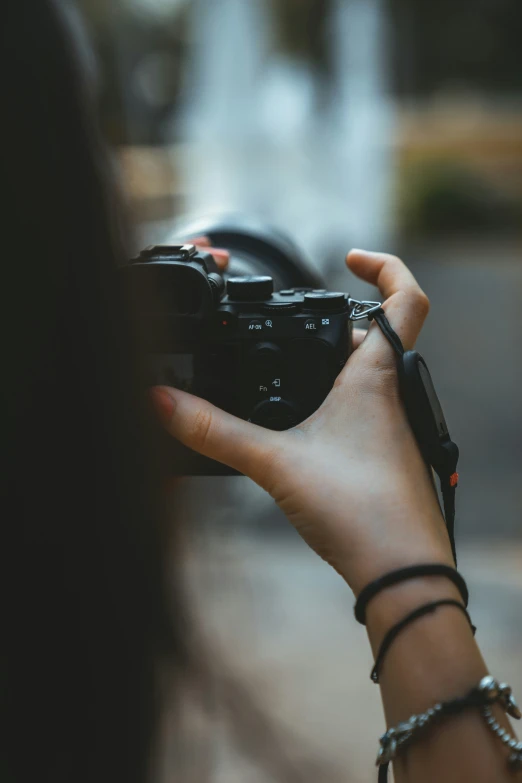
[348,298,382,321]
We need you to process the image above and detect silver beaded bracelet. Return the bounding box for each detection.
[482,676,522,772]
[376,675,522,775]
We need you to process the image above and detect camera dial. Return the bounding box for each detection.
[303,291,347,311]
[227,276,274,300]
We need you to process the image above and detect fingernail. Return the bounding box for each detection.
[210,248,230,260]
[350,248,379,257]
[150,386,176,426]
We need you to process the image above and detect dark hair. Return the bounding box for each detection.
[1,5,345,782]
[1,2,188,781]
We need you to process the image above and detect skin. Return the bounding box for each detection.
[151,249,519,781]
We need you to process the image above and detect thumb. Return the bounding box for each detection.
[150,386,280,484]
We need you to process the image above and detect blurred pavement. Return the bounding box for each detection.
[179,529,522,783]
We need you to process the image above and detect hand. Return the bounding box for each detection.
[151,250,455,594]
[187,235,230,271]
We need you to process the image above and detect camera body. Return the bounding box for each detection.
[124,238,353,474]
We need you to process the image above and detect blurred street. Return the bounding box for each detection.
[178,530,522,783]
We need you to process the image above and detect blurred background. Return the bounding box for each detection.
[77,0,522,780]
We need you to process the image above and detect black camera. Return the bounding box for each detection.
[124,218,354,474]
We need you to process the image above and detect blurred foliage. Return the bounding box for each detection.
[398,159,521,236]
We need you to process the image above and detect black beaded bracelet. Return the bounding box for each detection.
[370,599,476,684]
[354,564,469,625]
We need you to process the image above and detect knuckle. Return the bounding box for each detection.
[189,408,214,451]
[398,285,430,320]
[382,253,404,272]
[414,289,430,318]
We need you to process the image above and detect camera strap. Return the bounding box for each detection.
[349,300,460,565]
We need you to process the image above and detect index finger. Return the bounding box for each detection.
[187,236,230,271]
[347,249,430,353]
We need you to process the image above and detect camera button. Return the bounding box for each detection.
[227,276,274,300]
[247,319,264,333]
[279,289,295,296]
[304,318,319,332]
[263,301,298,314]
[248,341,283,360]
[248,399,299,431]
[215,308,237,331]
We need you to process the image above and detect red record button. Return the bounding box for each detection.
[216,310,236,330]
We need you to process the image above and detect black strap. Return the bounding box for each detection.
[367,307,458,565]
[369,308,405,358]
[378,762,389,783]
[441,478,456,562]
[370,599,476,684]
[354,564,469,625]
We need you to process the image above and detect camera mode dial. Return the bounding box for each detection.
[303,291,347,311]
[227,276,274,300]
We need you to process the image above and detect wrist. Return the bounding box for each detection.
[364,575,485,722]
[337,527,455,597]
[364,575,465,651]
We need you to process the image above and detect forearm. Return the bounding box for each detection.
[364,575,518,783]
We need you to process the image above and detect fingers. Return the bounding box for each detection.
[189,235,230,271]
[150,386,279,485]
[207,248,230,270]
[352,327,367,349]
[188,235,211,247]
[346,249,429,353]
